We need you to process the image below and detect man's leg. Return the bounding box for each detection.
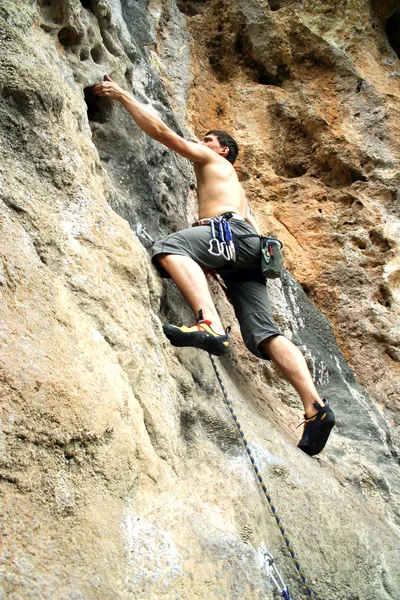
[260,335,324,418]
[157,253,225,334]
[222,274,325,419]
[261,335,335,455]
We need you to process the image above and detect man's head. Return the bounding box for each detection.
[202,130,239,164]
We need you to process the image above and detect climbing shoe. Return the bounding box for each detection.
[163,310,229,356]
[297,400,335,456]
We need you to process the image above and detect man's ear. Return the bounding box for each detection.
[220,146,229,157]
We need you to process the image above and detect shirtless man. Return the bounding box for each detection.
[94,76,335,456]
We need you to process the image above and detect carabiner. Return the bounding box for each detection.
[217,220,230,261]
[208,219,222,256]
[259,545,294,600]
[222,220,236,262]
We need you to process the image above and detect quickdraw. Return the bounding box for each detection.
[222,218,236,262]
[258,543,294,599]
[136,222,155,246]
[194,214,237,262]
[207,216,236,261]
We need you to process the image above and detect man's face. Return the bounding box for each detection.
[199,134,228,158]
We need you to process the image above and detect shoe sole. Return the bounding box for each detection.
[163,325,229,356]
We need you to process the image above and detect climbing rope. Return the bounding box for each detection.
[208,353,318,600]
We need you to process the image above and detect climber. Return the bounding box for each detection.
[93,75,335,456]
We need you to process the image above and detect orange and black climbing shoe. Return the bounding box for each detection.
[297,400,335,456]
[163,310,229,356]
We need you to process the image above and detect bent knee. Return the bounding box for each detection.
[155,252,169,266]
[156,252,181,270]
[258,333,284,359]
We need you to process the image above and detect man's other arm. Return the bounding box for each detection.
[246,202,261,234]
[94,76,213,164]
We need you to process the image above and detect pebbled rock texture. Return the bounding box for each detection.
[0,0,399,599]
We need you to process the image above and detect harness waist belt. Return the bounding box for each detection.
[192,212,245,227]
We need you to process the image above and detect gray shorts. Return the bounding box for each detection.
[150,217,282,358]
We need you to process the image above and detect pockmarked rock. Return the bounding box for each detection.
[1,0,399,599]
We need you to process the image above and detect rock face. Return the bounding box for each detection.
[1,1,399,599]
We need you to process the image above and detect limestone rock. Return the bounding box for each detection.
[1,1,399,599]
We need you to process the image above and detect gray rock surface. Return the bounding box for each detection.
[1,0,399,599]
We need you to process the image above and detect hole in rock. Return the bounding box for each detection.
[282,163,308,178]
[234,30,244,55]
[350,169,368,183]
[375,285,391,308]
[125,67,133,87]
[84,87,113,123]
[369,230,391,252]
[301,283,312,296]
[176,0,207,17]
[58,26,82,48]
[257,65,275,85]
[386,10,400,58]
[80,47,90,61]
[269,0,281,10]
[253,62,288,87]
[354,238,367,250]
[80,0,92,10]
[91,45,104,64]
[315,158,367,189]
[269,0,300,9]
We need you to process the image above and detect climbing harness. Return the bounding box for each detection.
[192,212,238,262]
[200,213,284,278]
[209,354,318,600]
[259,543,294,599]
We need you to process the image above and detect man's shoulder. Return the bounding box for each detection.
[195,154,235,171]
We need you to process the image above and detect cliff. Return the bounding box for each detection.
[1,1,399,598]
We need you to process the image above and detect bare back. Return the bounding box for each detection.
[194,156,248,219]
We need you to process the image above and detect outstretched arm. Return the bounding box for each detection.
[93,76,212,163]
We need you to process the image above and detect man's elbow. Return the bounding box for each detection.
[153,123,175,145]
[152,126,192,159]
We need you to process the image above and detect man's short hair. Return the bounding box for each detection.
[206,130,239,164]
